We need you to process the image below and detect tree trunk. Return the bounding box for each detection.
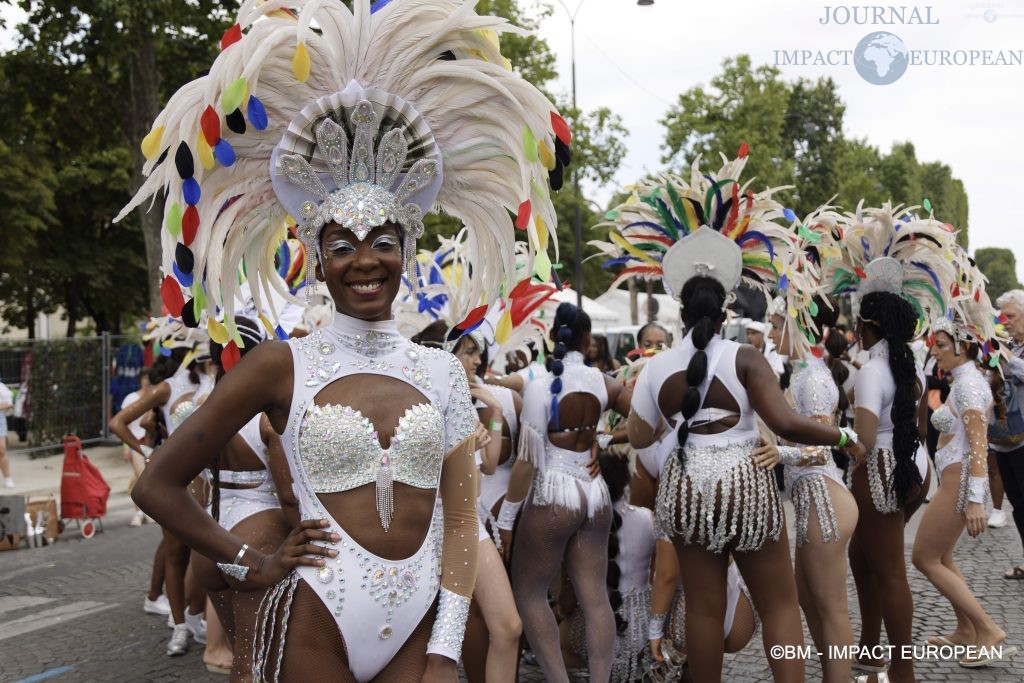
[64,279,79,337]
[25,282,36,340]
[125,7,163,316]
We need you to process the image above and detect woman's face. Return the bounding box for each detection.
[586,337,600,359]
[769,314,791,357]
[455,337,481,378]
[930,331,965,372]
[317,223,403,322]
[639,327,669,352]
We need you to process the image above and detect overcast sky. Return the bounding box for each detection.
[532,0,1024,278]
[3,1,1023,277]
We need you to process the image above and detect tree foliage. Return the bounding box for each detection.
[660,55,970,246]
[975,248,1021,302]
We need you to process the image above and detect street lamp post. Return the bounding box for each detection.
[551,0,653,308]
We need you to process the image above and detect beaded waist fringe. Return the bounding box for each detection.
[654,439,782,553]
[790,474,841,547]
[531,467,611,519]
[848,448,898,514]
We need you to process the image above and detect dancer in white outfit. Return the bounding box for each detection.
[598,151,865,681]
[498,303,633,683]
[828,202,958,683]
[911,258,1017,669]
[125,1,569,679]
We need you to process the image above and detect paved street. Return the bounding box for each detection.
[1,471,1022,682]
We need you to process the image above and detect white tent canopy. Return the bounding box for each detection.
[553,289,622,327]
[594,289,681,331]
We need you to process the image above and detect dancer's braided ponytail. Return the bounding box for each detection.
[676,277,728,465]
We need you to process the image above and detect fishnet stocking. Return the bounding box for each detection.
[512,499,614,683]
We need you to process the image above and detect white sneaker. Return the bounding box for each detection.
[185,611,207,645]
[130,511,145,527]
[167,623,189,656]
[988,509,1009,528]
[3,478,13,488]
[144,594,171,616]
[167,613,175,628]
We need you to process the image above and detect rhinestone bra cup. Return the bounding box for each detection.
[930,405,954,434]
[299,402,444,494]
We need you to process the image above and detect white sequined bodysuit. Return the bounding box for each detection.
[931,361,991,512]
[253,313,478,682]
[163,368,215,432]
[519,351,611,517]
[217,415,280,531]
[779,357,846,546]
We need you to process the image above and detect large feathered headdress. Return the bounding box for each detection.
[117,0,569,345]
[829,201,958,334]
[932,247,1009,367]
[591,149,804,306]
[767,203,844,358]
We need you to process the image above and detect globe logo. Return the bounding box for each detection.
[854,32,909,85]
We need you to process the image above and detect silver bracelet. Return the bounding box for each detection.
[495,499,523,531]
[217,543,250,582]
[426,588,471,660]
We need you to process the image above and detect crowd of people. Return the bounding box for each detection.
[99,1,1023,681]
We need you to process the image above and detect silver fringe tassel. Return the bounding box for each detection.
[252,572,300,682]
[613,588,652,683]
[866,448,898,514]
[655,441,783,553]
[377,459,394,532]
[791,474,842,547]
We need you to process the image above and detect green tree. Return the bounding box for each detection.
[833,137,887,210]
[920,161,969,248]
[6,0,235,324]
[975,248,1021,301]
[781,77,845,215]
[661,56,793,191]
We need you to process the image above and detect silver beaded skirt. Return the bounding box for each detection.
[654,439,783,553]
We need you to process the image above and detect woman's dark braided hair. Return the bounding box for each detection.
[207,316,262,523]
[859,291,923,506]
[548,302,591,430]
[675,276,728,465]
[599,451,630,635]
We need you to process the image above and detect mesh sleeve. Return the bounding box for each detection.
[438,436,479,598]
[517,378,550,467]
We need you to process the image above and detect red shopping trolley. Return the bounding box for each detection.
[59,435,110,538]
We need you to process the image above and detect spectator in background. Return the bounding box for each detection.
[991,289,1024,578]
[745,321,785,378]
[0,376,13,487]
[636,322,671,353]
[587,333,621,374]
[121,370,153,526]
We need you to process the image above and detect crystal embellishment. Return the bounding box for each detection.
[277,102,437,242]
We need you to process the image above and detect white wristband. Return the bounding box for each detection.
[140,444,154,461]
[648,613,666,641]
[426,588,471,661]
[967,476,988,504]
[495,499,523,531]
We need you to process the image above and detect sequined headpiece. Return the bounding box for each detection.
[270,84,443,286]
[591,148,804,308]
[117,0,569,340]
